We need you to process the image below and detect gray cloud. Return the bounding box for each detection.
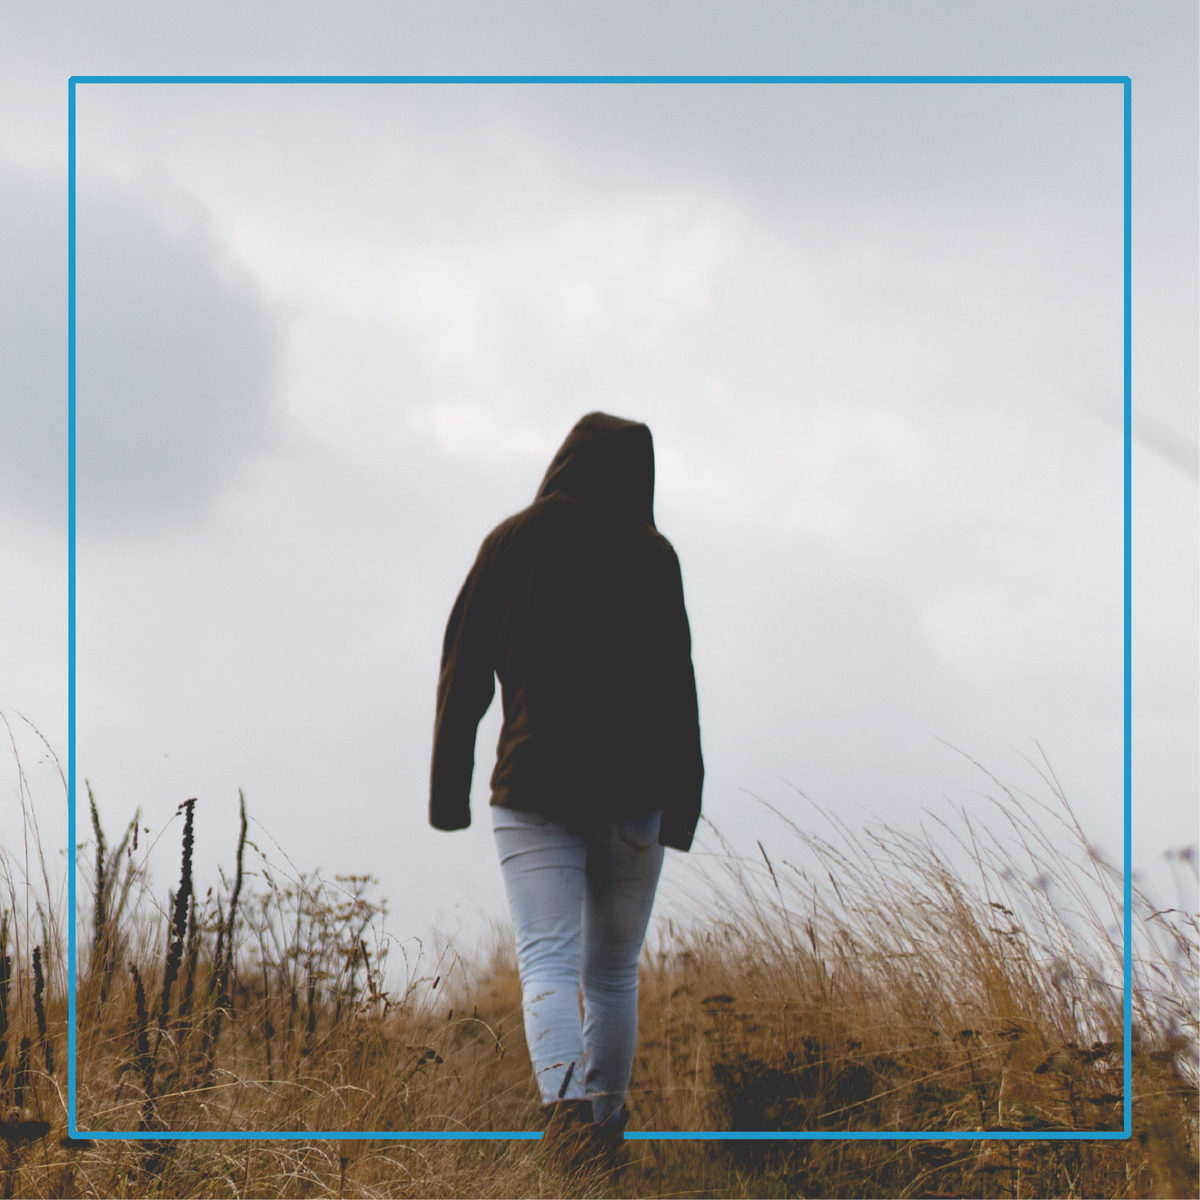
[74,183,281,533]
[0,2,1192,950]
[0,164,66,518]
[474,81,1124,233]
[1,166,283,531]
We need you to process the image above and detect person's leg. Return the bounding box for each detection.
[580,810,665,1127]
[491,807,589,1105]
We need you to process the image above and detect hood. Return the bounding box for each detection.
[536,412,656,528]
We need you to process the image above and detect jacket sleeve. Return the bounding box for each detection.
[430,541,500,831]
[657,549,704,852]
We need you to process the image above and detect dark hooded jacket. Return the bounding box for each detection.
[429,412,703,851]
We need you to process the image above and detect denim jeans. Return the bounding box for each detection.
[491,805,664,1125]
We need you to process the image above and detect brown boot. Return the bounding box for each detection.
[539,1099,595,1173]
[588,1104,629,1179]
[540,1100,629,1181]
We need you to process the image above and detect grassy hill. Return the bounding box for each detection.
[2,746,1196,1198]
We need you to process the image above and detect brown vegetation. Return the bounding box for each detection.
[0,728,1196,1198]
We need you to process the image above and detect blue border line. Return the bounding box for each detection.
[65,72,1132,1142]
[67,73,79,1139]
[1122,72,1133,1143]
[68,72,1129,86]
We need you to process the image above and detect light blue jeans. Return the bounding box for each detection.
[492,805,664,1126]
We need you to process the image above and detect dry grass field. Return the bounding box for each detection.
[1,727,1196,1198]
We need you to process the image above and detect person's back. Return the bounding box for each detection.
[431,411,703,847]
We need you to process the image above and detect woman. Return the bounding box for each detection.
[429,411,703,1154]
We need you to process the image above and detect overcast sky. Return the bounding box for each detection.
[1,3,1196,959]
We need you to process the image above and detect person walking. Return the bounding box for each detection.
[429,411,703,1164]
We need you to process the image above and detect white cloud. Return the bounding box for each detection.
[406,401,558,459]
[0,64,1183,956]
[655,440,742,512]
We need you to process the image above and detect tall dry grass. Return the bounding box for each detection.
[627,753,1197,1198]
[0,719,1196,1199]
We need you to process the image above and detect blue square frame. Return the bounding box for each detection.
[65,72,1132,1142]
